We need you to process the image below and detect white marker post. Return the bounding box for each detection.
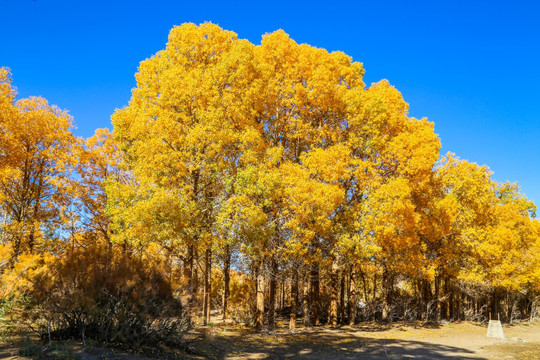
[486,312,505,339]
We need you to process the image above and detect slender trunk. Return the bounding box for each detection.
[340,272,345,324]
[191,171,200,297]
[11,235,23,265]
[457,290,463,321]
[222,244,231,320]
[491,288,502,320]
[449,283,455,319]
[360,269,369,302]
[290,265,298,329]
[184,245,193,281]
[255,258,265,332]
[345,271,350,322]
[434,275,441,321]
[330,258,339,327]
[441,278,449,320]
[268,256,278,330]
[372,273,377,302]
[303,270,310,325]
[310,263,320,326]
[381,269,390,322]
[193,247,199,296]
[423,279,433,321]
[279,278,287,311]
[27,174,44,254]
[348,265,356,325]
[184,244,195,307]
[381,269,388,321]
[507,291,515,324]
[281,279,285,312]
[203,247,211,325]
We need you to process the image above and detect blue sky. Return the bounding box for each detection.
[1,0,539,205]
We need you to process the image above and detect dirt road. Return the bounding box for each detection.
[1,320,539,359]
[190,321,540,360]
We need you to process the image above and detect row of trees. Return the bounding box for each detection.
[1,23,539,341]
[0,67,187,345]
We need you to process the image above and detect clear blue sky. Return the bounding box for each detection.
[1,0,539,204]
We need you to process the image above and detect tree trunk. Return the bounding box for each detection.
[27,176,44,254]
[193,247,199,296]
[222,244,231,321]
[507,291,515,324]
[191,171,200,298]
[360,268,369,302]
[434,275,441,321]
[449,283,455,320]
[348,265,356,325]
[280,279,285,312]
[491,288,502,321]
[182,244,196,310]
[310,263,320,326]
[303,270,310,325]
[423,279,432,321]
[203,247,211,325]
[372,273,377,302]
[290,265,298,329]
[441,278,449,320]
[457,289,463,321]
[255,258,265,332]
[381,269,390,322]
[268,256,278,330]
[184,245,194,286]
[330,258,339,327]
[340,271,345,324]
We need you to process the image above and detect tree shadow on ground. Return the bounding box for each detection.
[334,320,443,333]
[194,327,485,360]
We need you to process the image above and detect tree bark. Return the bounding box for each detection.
[381,268,394,321]
[268,256,278,330]
[222,244,231,321]
[434,275,441,321]
[348,265,356,325]
[303,270,310,325]
[184,245,194,285]
[449,283,455,319]
[441,278,449,320]
[491,287,502,321]
[423,279,433,321]
[255,258,265,332]
[310,263,320,326]
[290,265,298,329]
[340,271,345,324]
[372,273,377,302]
[359,268,369,302]
[203,247,211,325]
[183,244,195,309]
[193,247,199,296]
[330,258,339,327]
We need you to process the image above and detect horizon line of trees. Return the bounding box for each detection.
[1,23,539,343]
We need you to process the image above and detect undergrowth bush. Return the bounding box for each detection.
[3,240,190,349]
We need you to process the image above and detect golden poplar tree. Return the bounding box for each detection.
[0,68,77,260]
[111,23,262,324]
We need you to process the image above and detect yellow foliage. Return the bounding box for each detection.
[1,23,539,334]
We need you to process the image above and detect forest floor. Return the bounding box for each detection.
[1,317,539,359]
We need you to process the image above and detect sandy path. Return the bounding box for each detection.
[191,321,540,360]
[1,320,539,359]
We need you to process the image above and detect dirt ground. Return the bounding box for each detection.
[1,320,539,359]
[188,320,540,360]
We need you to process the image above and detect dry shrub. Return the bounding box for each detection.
[2,240,190,349]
